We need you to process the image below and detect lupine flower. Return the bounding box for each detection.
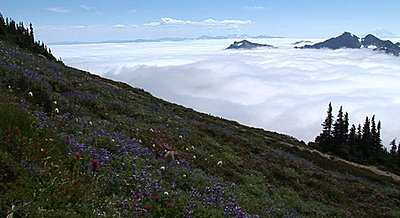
[145,205,152,212]
[76,153,81,159]
[92,159,99,171]
[167,203,173,208]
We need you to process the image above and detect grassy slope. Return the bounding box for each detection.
[1,39,400,217]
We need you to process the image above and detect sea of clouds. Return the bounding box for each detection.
[51,38,400,147]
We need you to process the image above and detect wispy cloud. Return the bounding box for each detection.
[143,17,251,28]
[80,5,92,10]
[129,9,137,13]
[46,7,69,13]
[112,24,126,28]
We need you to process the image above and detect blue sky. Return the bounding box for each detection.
[2,0,400,42]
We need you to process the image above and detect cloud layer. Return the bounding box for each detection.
[51,38,400,147]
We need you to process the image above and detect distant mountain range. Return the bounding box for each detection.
[226,40,275,49]
[299,32,400,56]
[48,34,282,45]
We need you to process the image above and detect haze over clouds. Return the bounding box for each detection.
[51,38,400,147]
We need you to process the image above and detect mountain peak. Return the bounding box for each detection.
[226,40,275,49]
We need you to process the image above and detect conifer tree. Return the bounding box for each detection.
[348,124,357,155]
[362,117,371,157]
[315,102,333,151]
[390,139,397,155]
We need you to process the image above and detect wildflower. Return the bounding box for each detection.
[126,182,131,186]
[179,135,183,139]
[136,193,140,199]
[160,166,165,170]
[167,203,173,208]
[92,159,99,171]
[155,196,159,202]
[164,191,169,196]
[217,161,223,166]
[73,180,79,184]
[75,153,81,159]
[54,165,60,168]
[89,121,92,126]
[53,101,57,105]
[55,108,59,113]
[104,188,109,193]
[8,97,13,102]
[193,155,196,159]
[28,92,33,97]
[145,205,152,212]
[5,129,11,135]
[152,144,156,147]
[61,190,67,194]
[8,85,11,89]
[183,174,187,178]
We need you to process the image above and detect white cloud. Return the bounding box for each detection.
[51,38,400,148]
[112,24,126,28]
[80,5,91,10]
[143,17,251,28]
[46,7,69,13]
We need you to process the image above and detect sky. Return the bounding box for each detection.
[2,0,400,42]
[51,38,400,148]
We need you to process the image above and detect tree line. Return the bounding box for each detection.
[0,12,57,61]
[315,103,400,174]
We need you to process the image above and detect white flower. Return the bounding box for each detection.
[179,135,183,139]
[8,85,11,89]
[191,146,195,149]
[55,108,59,113]
[217,161,223,166]
[89,121,92,126]
[160,166,165,170]
[186,147,189,151]
[152,144,156,147]
[111,139,115,142]
[183,174,186,178]
[193,155,196,159]
[28,92,33,97]
[53,101,57,105]
[164,191,169,196]
[139,139,142,143]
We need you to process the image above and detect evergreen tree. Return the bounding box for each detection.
[390,139,397,155]
[361,117,371,157]
[315,102,333,151]
[348,124,357,155]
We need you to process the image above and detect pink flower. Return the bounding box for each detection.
[54,165,59,168]
[75,153,81,160]
[92,159,99,171]
[73,180,79,184]
[167,203,173,208]
[155,196,159,202]
[145,205,152,212]
[15,126,19,132]
[5,130,11,135]
[136,193,140,199]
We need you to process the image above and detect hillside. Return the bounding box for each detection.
[1,39,400,217]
